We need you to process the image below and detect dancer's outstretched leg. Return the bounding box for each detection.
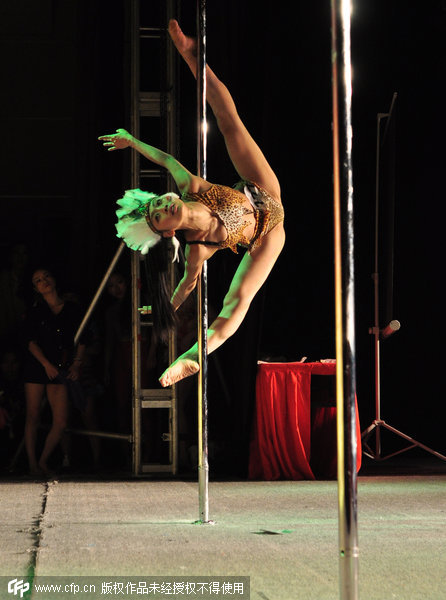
[168,20,281,201]
[159,222,285,387]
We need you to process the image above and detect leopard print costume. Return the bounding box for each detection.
[182,182,284,253]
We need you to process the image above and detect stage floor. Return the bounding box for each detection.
[1,456,446,600]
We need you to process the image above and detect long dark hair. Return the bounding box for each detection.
[143,238,183,344]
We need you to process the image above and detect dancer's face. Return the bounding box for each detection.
[148,194,182,235]
[32,269,56,295]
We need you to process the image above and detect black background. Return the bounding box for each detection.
[1,0,445,472]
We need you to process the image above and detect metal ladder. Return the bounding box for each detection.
[128,0,179,476]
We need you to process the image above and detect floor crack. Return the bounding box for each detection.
[24,480,55,596]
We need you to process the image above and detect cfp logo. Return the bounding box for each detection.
[8,579,30,598]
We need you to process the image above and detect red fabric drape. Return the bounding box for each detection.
[248,362,362,480]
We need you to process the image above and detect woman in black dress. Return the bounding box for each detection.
[23,268,86,477]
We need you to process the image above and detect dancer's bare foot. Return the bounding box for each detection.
[159,356,199,387]
[168,19,197,63]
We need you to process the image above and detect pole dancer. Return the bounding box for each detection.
[99,19,285,388]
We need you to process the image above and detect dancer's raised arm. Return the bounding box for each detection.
[171,242,217,311]
[98,128,198,194]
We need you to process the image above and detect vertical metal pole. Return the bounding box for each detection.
[130,0,142,475]
[166,0,179,477]
[196,0,210,523]
[373,114,384,458]
[330,1,359,598]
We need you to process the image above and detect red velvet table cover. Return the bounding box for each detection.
[248,361,362,480]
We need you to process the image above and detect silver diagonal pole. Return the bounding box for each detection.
[75,241,126,346]
[330,1,359,598]
[196,0,211,524]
